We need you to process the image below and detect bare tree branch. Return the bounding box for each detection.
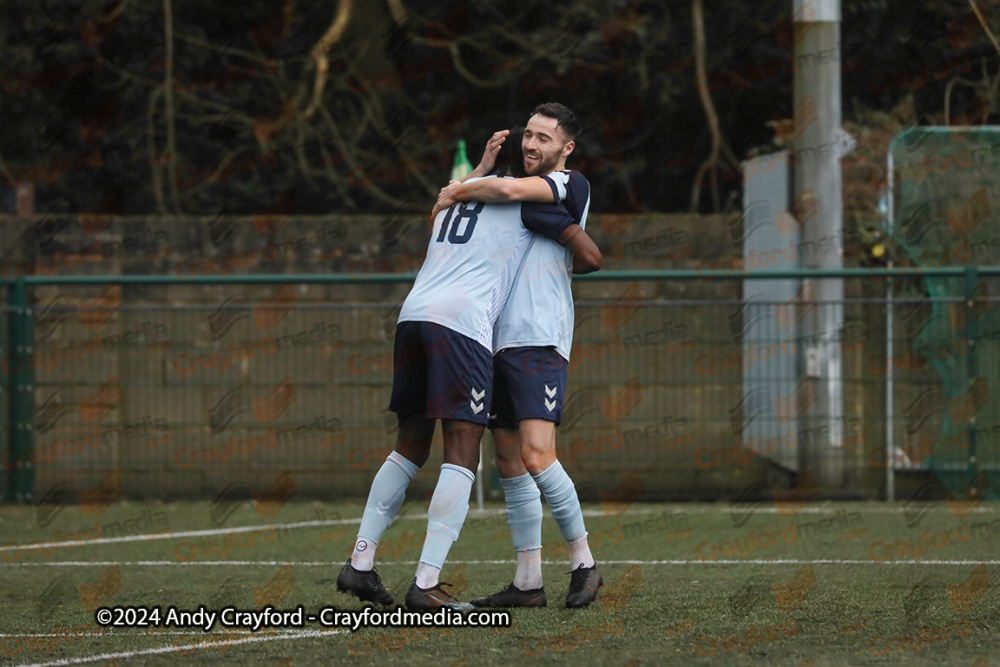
[968,0,1000,57]
[317,104,407,209]
[301,0,353,122]
[384,0,407,24]
[163,0,182,213]
[689,0,733,212]
[445,42,529,88]
[147,85,166,214]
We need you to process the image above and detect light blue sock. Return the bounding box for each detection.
[501,473,542,552]
[419,463,475,569]
[353,451,419,569]
[502,473,544,589]
[532,460,586,543]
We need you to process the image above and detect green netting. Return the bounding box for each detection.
[889,127,1000,496]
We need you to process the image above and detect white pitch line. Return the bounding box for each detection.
[3,559,1000,567]
[2,504,995,554]
[0,629,305,638]
[10,628,347,667]
[582,506,1000,516]
[0,518,362,554]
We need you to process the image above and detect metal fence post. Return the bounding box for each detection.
[5,279,35,502]
[885,265,894,501]
[964,266,979,483]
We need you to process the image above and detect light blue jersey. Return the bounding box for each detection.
[398,177,576,351]
[493,170,591,360]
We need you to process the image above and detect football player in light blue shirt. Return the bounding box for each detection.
[434,103,604,608]
[337,125,602,612]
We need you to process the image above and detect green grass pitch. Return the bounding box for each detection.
[0,499,997,666]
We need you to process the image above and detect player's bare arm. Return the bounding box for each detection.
[431,176,554,219]
[559,224,603,275]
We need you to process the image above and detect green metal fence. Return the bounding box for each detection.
[2,268,998,505]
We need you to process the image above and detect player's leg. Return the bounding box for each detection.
[471,362,546,608]
[406,323,492,611]
[406,418,482,610]
[520,418,590,563]
[519,418,602,607]
[337,322,432,605]
[350,412,433,569]
[506,346,602,607]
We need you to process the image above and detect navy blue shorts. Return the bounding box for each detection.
[388,321,493,425]
[489,346,568,430]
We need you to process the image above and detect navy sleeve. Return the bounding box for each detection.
[563,170,591,226]
[520,201,576,241]
[539,175,564,202]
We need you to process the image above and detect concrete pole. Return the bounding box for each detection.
[793,0,844,485]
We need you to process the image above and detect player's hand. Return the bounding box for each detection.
[431,181,465,219]
[469,130,508,178]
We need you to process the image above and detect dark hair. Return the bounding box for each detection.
[488,126,525,177]
[529,102,581,143]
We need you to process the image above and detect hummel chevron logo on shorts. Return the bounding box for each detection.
[470,388,485,414]
[544,384,557,412]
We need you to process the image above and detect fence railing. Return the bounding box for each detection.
[3,267,998,505]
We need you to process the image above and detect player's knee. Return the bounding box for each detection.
[496,456,526,479]
[448,453,479,474]
[395,433,432,468]
[396,445,430,469]
[395,415,434,466]
[521,445,555,476]
[442,422,484,470]
[494,434,521,462]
